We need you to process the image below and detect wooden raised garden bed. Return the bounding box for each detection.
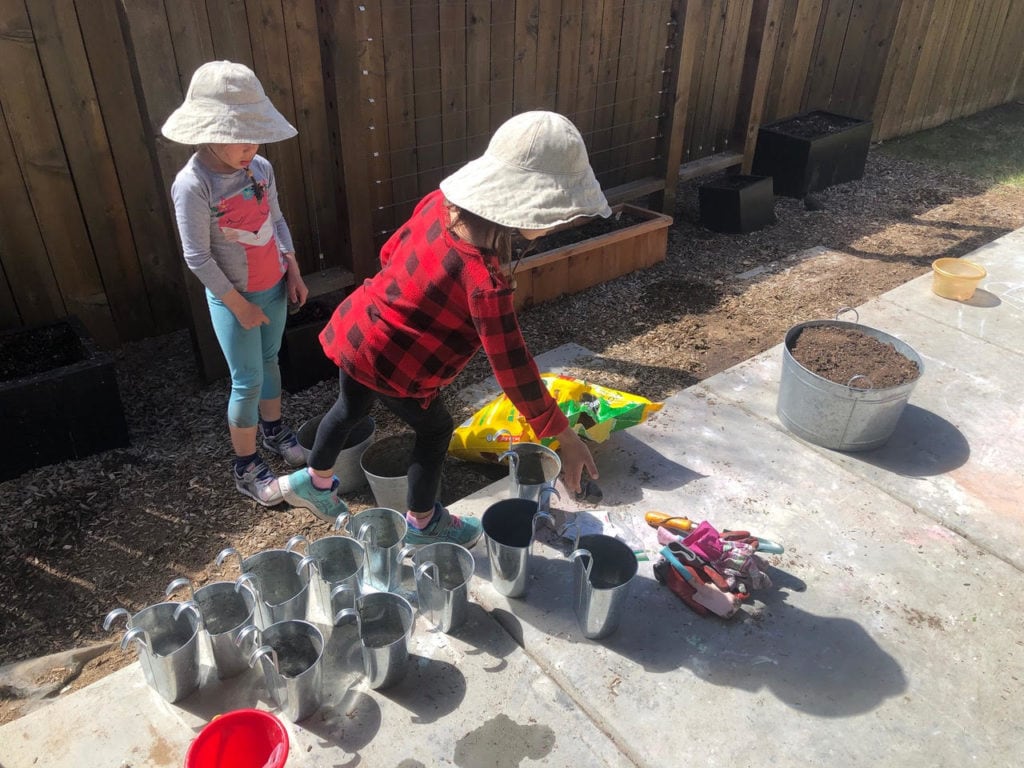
[0,317,129,480]
[512,204,673,309]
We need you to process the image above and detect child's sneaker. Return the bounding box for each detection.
[260,424,307,467]
[233,456,283,506]
[279,469,349,523]
[404,503,483,549]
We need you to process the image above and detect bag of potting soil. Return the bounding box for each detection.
[448,373,662,463]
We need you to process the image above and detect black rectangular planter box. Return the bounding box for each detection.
[751,110,873,198]
[699,174,776,234]
[0,317,130,481]
[279,296,339,393]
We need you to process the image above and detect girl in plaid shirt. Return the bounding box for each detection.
[280,111,610,546]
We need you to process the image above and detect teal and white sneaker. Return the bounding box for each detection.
[404,503,483,549]
[233,456,283,506]
[260,424,307,467]
[279,469,349,523]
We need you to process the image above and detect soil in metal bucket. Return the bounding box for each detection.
[790,327,920,389]
[516,452,558,484]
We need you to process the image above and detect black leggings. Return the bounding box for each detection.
[310,369,454,514]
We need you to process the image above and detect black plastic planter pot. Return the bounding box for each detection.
[698,174,776,234]
[0,317,130,480]
[751,110,873,198]
[279,297,339,393]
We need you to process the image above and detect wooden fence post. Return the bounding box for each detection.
[736,0,783,174]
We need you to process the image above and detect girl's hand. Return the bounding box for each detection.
[222,289,269,329]
[284,253,309,308]
[234,300,270,329]
[556,428,598,494]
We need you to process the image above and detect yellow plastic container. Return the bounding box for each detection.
[931,257,986,301]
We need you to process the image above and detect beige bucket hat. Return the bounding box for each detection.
[161,61,296,145]
[440,111,611,230]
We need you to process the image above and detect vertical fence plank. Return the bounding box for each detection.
[803,0,852,111]
[0,0,114,344]
[607,0,642,185]
[283,0,339,274]
[590,0,625,176]
[440,0,468,177]
[488,0,515,130]
[357,1,392,245]
[690,0,725,159]
[626,0,670,183]
[925,0,975,128]
[681,0,711,161]
[206,0,254,66]
[771,0,822,119]
[571,0,604,138]
[736,0,782,172]
[659,0,702,211]
[873,0,931,140]
[76,0,185,334]
[513,0,539,112]
[465,0,492,156]
[712,0,750,154]
[534,0,560,110]
[164,0,215,90]
[0,99,62,327]
[904,0,956,133]
[828,0,874,117]
[381,1,419,230]
[847,0,902,121]
[411,0,443,195]
[963,0,1011,117]
[555,0,583,120]
[988,0,1024,107]
[29,0,155,340]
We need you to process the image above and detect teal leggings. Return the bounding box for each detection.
[207,281,286,429]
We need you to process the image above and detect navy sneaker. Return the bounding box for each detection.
[279,469,349,523]
[404,503,483,549]
[260,424,307,467]
[233,456,283,506]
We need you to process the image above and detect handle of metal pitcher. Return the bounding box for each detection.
[173,600,202,630]
[498,449,519,476]
[414,561,439,583]
[103,607,131,632]
[398,544,416,561]
[284,534,308,554]
[568,548,594,580]
[537,485,560,515]
[835,306,859,323]
[164,577,195,601]
[215,546,243,573]
[234,623,260,653]
[120,625,151,653]
[333,512,350,533]
[491,428,515,445]
[295,554,320,579]
[333,605,362,631]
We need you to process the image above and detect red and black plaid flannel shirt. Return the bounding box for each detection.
[320,190,569,438]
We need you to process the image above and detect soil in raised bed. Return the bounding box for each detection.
[522,209,651,255]
[0,324,85,382]
[790,327,920,389]
[772,112,863,140]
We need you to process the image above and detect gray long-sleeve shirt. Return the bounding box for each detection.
[170,154,296,297]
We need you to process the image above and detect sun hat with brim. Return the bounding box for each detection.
[161,60,297,145]
[440,110,611,230]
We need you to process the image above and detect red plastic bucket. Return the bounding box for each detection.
[184,709,289,768]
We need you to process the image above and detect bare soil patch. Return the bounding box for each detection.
[2,148,1023,723]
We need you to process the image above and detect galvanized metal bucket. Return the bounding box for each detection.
[237,619,325,722]
[103,601,202,703]
[287,527,365,624]
[777,313,923,451]
[412,542,475,633]
[297,414,375,494]
[165,577,258,680]
[499,442,562,502]
[334,592,414,690]
[569,534,638,640]
[351,507,412,593]
[481,489,557,598]
[216,546,311,627]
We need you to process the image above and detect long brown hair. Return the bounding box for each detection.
[446,203,515,267]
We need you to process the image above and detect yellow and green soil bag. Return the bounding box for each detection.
[449,373,663,463]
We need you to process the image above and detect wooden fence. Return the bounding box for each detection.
[1,0,1022,374]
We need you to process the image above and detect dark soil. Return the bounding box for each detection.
[790,327,921,389]
[0,322,86,382]
[526,208,651,254]
[771,111,864,139]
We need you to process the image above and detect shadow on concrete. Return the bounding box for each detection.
[849,405,970,477]
[487,555,906,718]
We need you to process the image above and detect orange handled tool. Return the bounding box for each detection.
[644,511,694,535]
